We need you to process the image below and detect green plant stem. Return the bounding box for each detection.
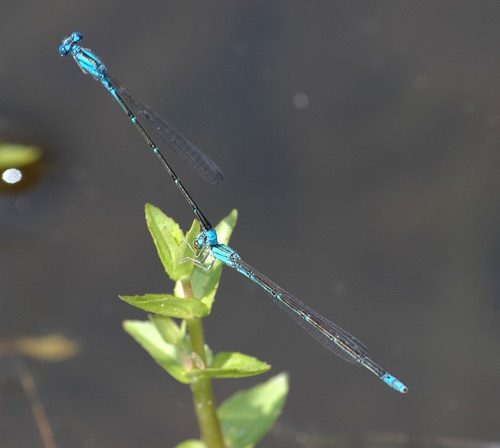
[184,280,225,448]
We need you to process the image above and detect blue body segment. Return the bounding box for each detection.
[382,374,408,394]
[59,32,224,187]
[60,32,408,394]
[191,230,408,394]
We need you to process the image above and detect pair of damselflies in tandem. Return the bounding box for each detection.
[59,32,408,394]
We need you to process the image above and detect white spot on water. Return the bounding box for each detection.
[2,168,22,184]
[293,92,309,109]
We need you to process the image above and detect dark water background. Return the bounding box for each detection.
[0,2,499,447]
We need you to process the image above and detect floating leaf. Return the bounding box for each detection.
[12,334,80,362]
[175,440,206,448]
[0,143,42,169]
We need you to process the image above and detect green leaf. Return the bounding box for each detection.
[187,352,271,381]
[218,373,289,448]
[176,210,238,311]
[178,219,202,278]
[146,206,238,308]
[145,204,190,281]
[123,320,191,384]
[175,440,206,448]
[214,209,238,245]
[150,315,185,345]
[119,294,209,318]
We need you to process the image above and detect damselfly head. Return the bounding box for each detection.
[59,32,83,56]
[194,232,206,249]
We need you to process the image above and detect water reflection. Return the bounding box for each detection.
[0,142,46,194]
[2,2,500,447]
[270,423,500,448]
[0,335,80,447]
